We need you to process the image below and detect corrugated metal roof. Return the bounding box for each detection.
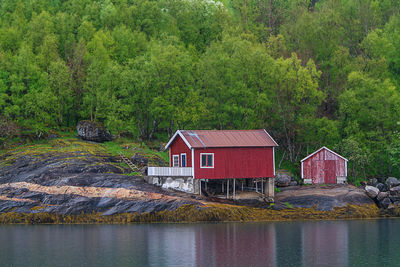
[300,146,348,162]
[165,129,278,149]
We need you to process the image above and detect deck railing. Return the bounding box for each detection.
[147,167,193,177]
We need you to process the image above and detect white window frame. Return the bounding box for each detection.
[172,155,179,167]
[181,153,187,167]
[200,153,214,168]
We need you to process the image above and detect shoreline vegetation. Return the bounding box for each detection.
[0,204,380,224]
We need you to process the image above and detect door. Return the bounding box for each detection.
[325,160,336,184]
[312,160,324,184]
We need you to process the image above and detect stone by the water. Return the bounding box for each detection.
[377,191,388,201]
[386,177,400,188]
[365,185,379,198]
[376,183,387,192]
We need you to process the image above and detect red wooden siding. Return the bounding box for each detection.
[193,147,274,179]
[170,136,192,167]
[302,148,346,184]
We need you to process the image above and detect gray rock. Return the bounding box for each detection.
[368,178,378,186]
[390,185,400,197]
[376,183,387,192]
[289,181,298,186]
[76,120,112,142]
[377,191,388,201]
[365,186,379,198]
[131,153,149,166]
[275,172,292,187]
[386,177,400,188]
[381,197,392,209]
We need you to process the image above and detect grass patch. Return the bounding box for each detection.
[284,202,294,209]
[102,139,168,166]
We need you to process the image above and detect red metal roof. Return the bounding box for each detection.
[165,129,278,149]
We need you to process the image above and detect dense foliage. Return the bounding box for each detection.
[1,0,400,179]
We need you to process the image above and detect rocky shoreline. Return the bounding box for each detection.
[0,138,391,224]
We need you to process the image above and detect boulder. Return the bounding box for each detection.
[376,183,388,192]
[76,120,112,142]
[377,191,388,201]
[131,153,149,166]
[390,185,400,197]
[381,197,392,209]
[365,186,379,198]
[289,180,298,186]
[368,178,378,186]
[386,177,400,188]
[275,172,292,187]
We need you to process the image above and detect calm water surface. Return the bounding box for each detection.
[1,219,399,267]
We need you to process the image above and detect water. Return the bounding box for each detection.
[0,219,399,267]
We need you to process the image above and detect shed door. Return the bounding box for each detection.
[325,160,336,184]
[312,160,324,184]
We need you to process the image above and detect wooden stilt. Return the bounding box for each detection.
[233,179,236,199]
[227,179,229,199]
[205,180,207,191]
[222,181,224,193]
[262,178,264,195]
[256,180,258,193]
[199,180,202,196]
[241,180,244,191]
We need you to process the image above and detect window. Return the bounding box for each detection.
[181,154,187,167]
[173,155,179,167]
[200,153,214,168]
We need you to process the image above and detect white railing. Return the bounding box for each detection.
[148,167,193,177]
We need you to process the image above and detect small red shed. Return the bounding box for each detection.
[164,129,278,179]
[301,146,348,184]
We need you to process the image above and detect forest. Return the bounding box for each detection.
[1,0,400,180]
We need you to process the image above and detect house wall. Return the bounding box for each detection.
[302,149,346,184]
[169,136,192,167]
[194,147,274,179]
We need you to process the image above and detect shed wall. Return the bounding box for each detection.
[302,148,346,184]
[194,147,274,179]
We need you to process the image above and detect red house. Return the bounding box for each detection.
[301,146,348,184]
[148,129,278,197]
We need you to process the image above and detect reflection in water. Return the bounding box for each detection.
[1,219,400,266]
[301,221,348,267]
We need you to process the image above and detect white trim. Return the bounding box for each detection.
[172,155,179,167]
[164,130,192,150]
[273,147,276,176]
[300,146,348,162]
[180,153,187,167]
[200,153,214,168]
[301,162,304,179]
[169,149,171,167]
[345,160,347,177]
[263,129,279,146]
[191,148,195,178]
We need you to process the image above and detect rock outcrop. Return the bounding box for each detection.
[131,153,149,166]
[275,172,292,187]
[0,139,199,216]
[76,120,112,142]
[275,184,374,211]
